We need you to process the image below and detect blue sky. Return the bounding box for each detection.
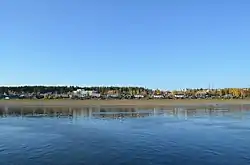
[1,0,250,90]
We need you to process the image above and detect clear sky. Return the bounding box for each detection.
[1,0,250,90]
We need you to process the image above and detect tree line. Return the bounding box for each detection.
[0,86,151,95]
[173,88,250,98]
[1,86,250,98]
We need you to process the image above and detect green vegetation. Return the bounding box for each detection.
[0,86,150,95]
[0,86,250,99]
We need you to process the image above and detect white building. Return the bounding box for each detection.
[174,94,185,99]
[134,95,144,98]
[153,95,164,99]
[72,89,100,98]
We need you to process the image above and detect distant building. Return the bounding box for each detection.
[91,92,101,98]
[152,95,164,99]
[224,94,233,99]
[4,97,10,100]
[134,95,144,99]
[107,94,120,98]
[174,94,185,99]
[195,91,208,98]
[72,89,100,98]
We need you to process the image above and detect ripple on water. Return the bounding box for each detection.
[0,125,27,132]
[1,108,250,165]
[0,144,6,153]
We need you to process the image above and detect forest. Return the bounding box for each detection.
[0,86,250,98]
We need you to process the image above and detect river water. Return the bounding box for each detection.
[0,105,250,165]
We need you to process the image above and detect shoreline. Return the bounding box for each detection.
[0,99,250,108]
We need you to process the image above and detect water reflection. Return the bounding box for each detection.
[0,105,249,120]
[1,105,250,165]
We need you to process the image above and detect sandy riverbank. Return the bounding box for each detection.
[0,99,250,108]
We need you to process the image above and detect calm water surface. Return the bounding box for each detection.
[0,105,250,165]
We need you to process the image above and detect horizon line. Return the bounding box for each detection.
[0,84,249,90]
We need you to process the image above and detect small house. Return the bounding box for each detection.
[152,95,164,99]
[134,95,144,99]
[174,94,185,99]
